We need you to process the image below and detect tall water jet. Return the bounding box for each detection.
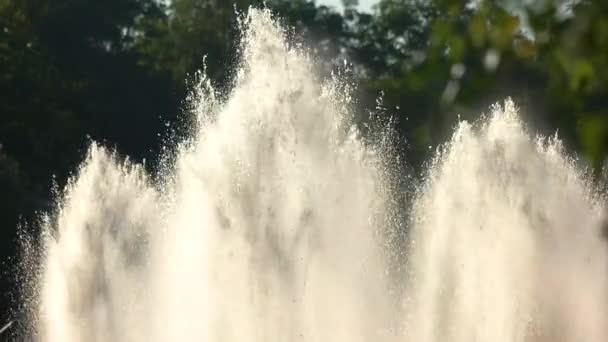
[27,8,399,342]
[403,100,608,342]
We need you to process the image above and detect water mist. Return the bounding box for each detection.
[20,8,608,342]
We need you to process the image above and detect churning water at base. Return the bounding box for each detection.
[20,8,608,342]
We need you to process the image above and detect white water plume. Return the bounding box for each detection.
[21,7,608,342]
[29,8,398,342]
[403,101,608,342]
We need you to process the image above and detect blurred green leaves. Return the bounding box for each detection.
[366,0,608,173]
[578,114,608,171]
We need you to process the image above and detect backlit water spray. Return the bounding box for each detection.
[19,8,608,342]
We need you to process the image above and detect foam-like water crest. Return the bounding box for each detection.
[22,8,608,342]
[404,101,608,342]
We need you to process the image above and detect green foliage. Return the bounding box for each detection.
[135,0,256,84]
[358,0,608,172]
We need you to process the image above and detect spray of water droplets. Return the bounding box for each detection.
[17,8,608,342]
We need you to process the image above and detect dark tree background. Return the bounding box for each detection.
[1,0,608,323]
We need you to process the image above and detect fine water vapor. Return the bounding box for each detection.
[20,7,608,342]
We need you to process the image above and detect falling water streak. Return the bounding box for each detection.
[0,321,12,335]
[19,7,608,342]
